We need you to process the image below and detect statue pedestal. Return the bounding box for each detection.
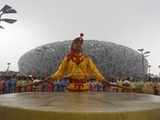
[0,92,160,120]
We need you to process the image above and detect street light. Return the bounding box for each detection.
[148,65,151,80]
[6,62,11,72]
[137,48,151,80]
[0,4,17,29]
[158,65,160,81]
[157,65,160,82]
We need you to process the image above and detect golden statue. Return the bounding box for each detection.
[50,33,105,91]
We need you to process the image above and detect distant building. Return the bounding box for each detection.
[18,40,148,79]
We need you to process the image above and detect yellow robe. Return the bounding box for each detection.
[51,55,104,81]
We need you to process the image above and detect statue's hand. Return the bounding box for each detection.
[33,80,42,86]
[101,79,110,85]
[44,76,51,81]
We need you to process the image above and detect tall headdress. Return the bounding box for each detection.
[70,33,84,52]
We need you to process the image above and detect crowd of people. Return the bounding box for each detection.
[0,75,160,95]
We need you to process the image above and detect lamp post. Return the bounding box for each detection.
[0,4,17,29]
[137,49,151,80]
[158,65,160,81]
[148,65,151,80]
[6,62,11,72]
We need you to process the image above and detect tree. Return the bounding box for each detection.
[0,4,17,29]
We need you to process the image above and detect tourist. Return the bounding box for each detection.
[33,77,42,92]
[10,75,17,93]
[4,76,11,93]
[96,81,103,92]
[26,76,33,92]
[0,76,5,94]
[143,80,154,94]
[110,79,118,92]
[16,76,23,92]
[89,79,95,91]
[54,80,61,92]
[47,81,54,92]
[117,78,123,92]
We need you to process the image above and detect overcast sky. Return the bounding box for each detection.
[0,0,160,75]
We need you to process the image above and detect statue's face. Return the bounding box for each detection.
[72,41,82,52]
